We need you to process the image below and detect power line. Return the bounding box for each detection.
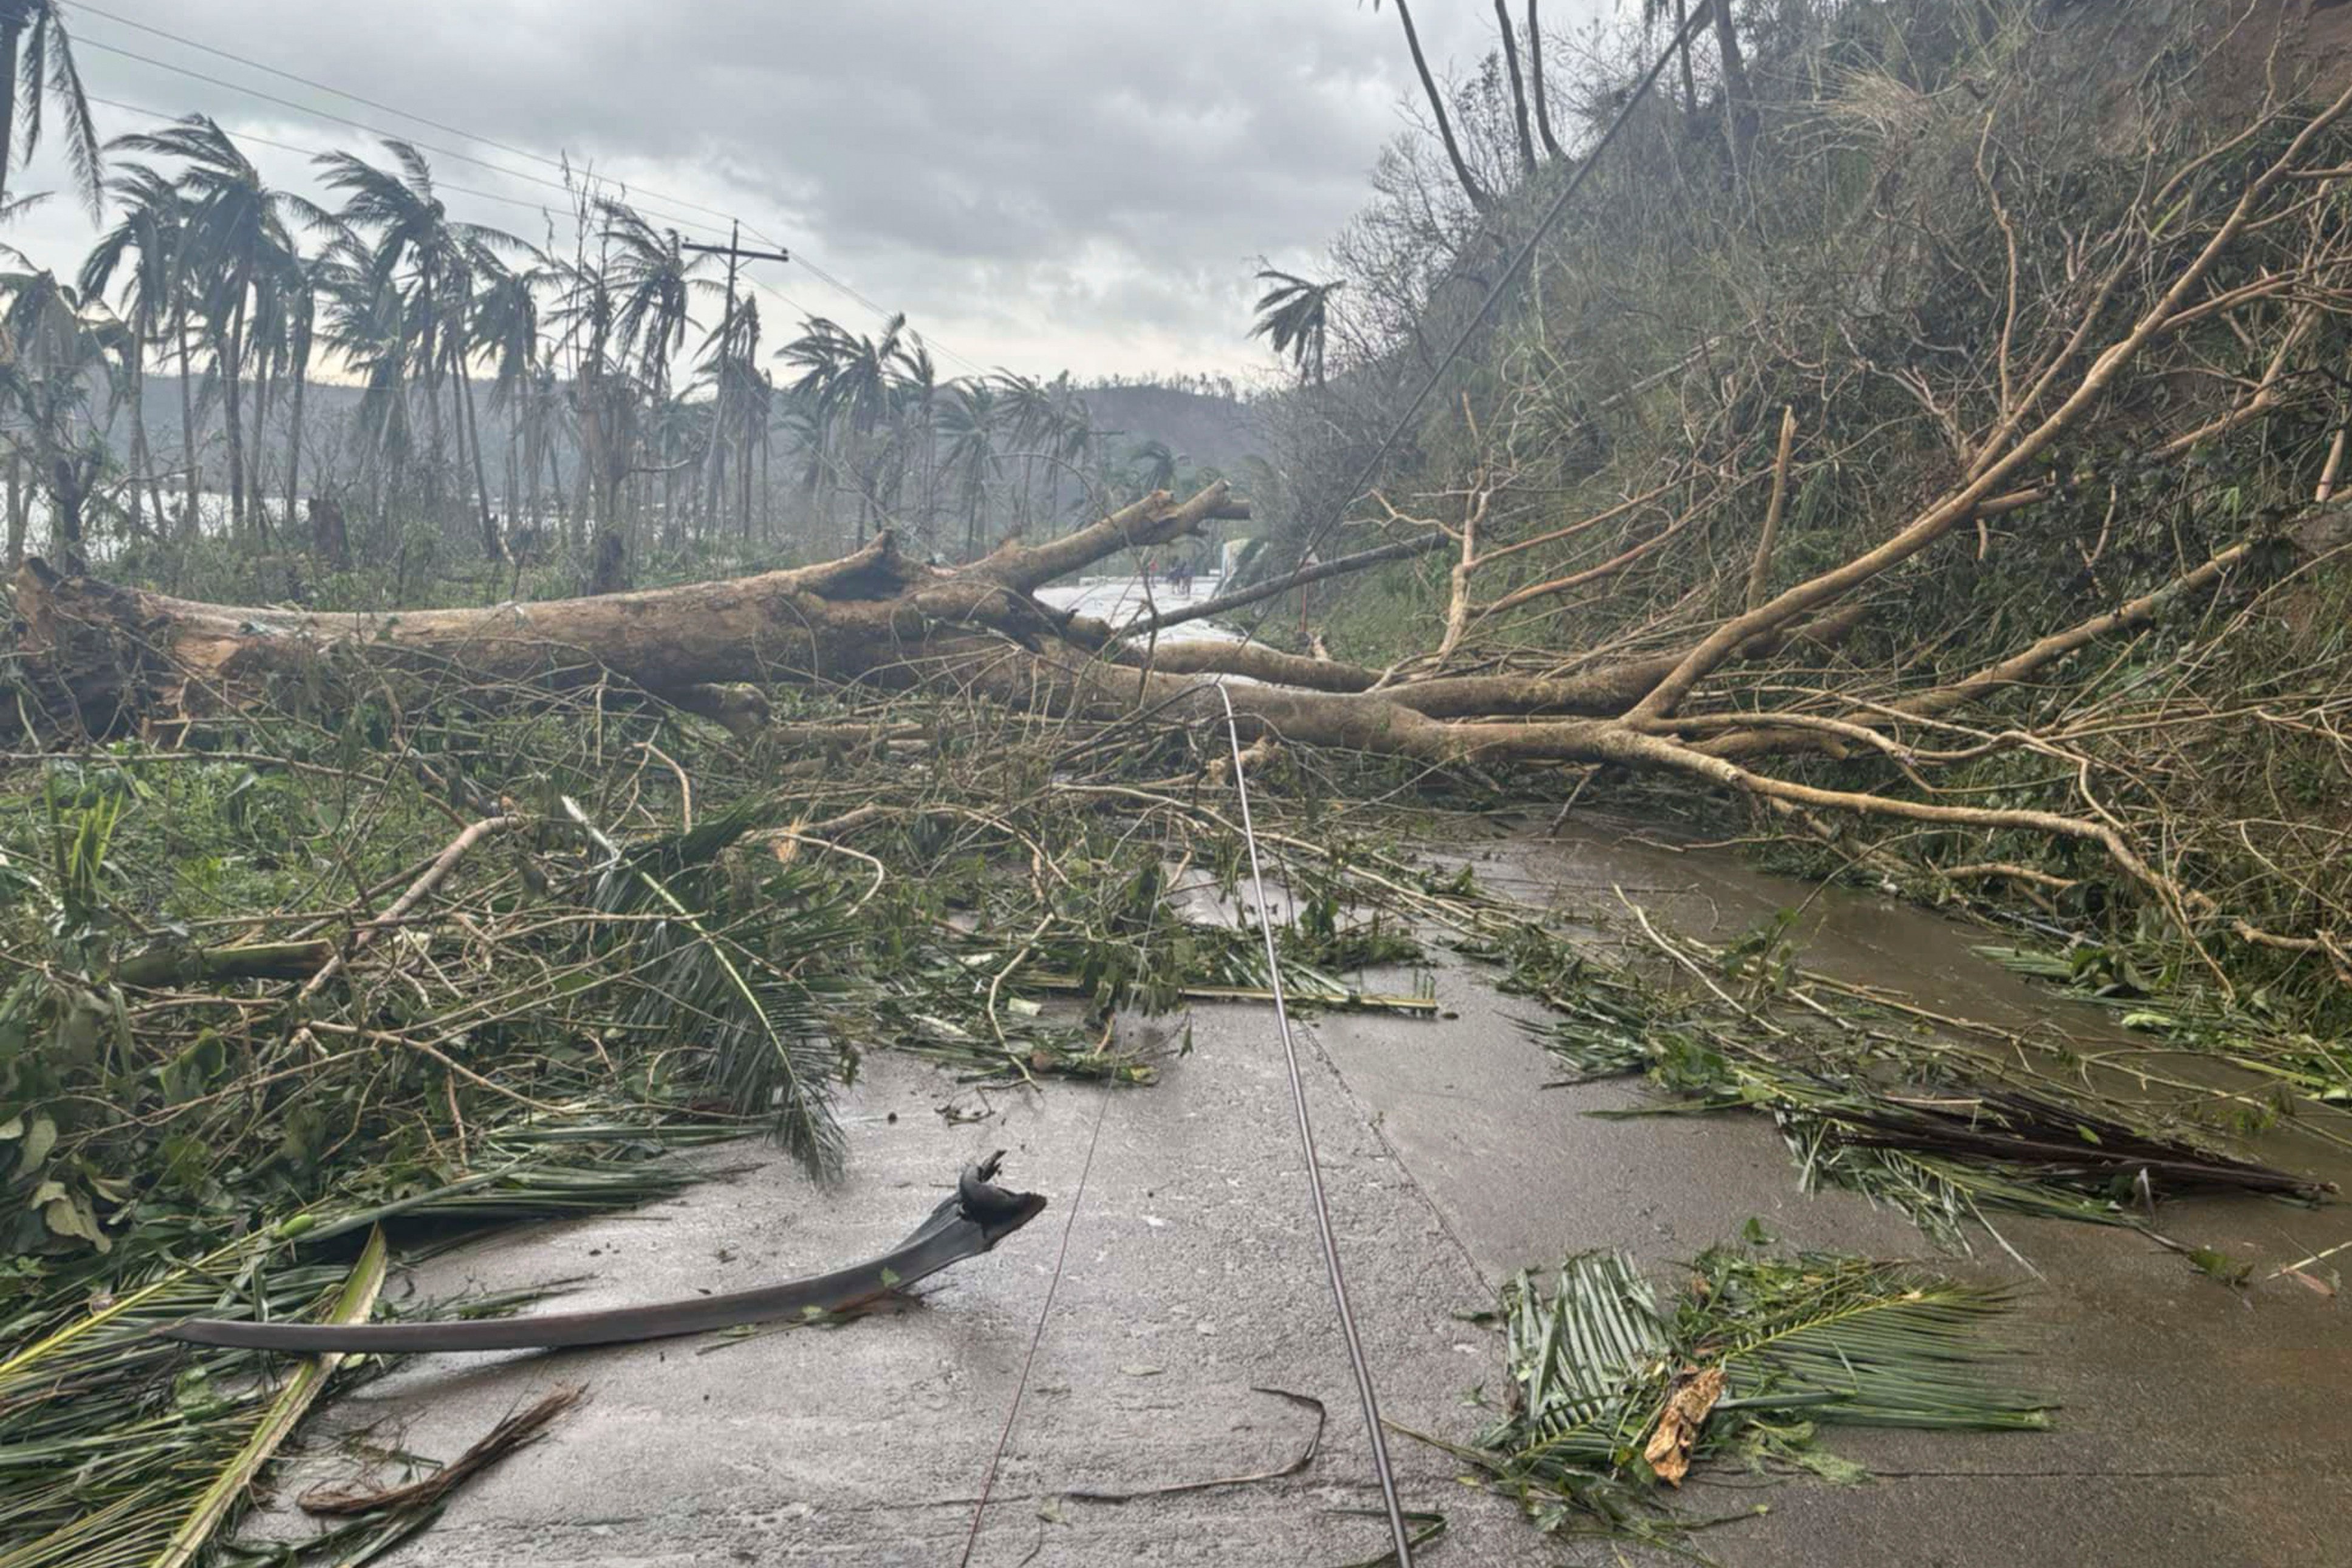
[77,33,739,244]
[76,11,988,370]
[88,92,583,235]
[1209,677,1414,1565]
[77,2,756,233]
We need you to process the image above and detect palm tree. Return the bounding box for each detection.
[896,338,938,545]
[693,291,767,539]
[315,231,414,508]
[545,242,638,590]
[992,369,1055,530]
[778,312,918,547]
[603,205,711,388]
[317,140,525,556]
[275,249,320,534]
[1250,270,1344,386]
[79,165,185,537]
[474,252,544,544]
[0,266,131,570]
[1523,2,1565,160]
[87,156,205,535]
[0,0,100,218]
[112,115,299,538]
[1493,0,1537,178]
[936,377,1002,558]
[1127,438,1178,497]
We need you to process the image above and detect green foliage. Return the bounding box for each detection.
[1455,1245,2048,1541]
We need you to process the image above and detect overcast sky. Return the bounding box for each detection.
[2,1,1607,384]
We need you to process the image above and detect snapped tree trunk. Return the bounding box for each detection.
[1494,0,1538,176]
[1388,0,1492,213]
[1711,0,1759,173]
[1525,1,1565,161]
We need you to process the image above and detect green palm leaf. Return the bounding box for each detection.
[1463,1246,2050,1537]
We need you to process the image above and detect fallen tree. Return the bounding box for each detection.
[13,44,2352,990]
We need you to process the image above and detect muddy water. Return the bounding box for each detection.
[1301,810,2351,1567]
[1034,573,1237,643]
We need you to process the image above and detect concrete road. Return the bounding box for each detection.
[267,828,2350,1567]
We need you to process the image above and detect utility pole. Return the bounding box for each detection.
[682,223,789,533]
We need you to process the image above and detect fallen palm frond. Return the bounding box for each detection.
[0,1131,716,1568]
[154,1229,389,1568]
[1518,904,2330,1249]
[1977,944,2352,1107]
[0,1230,386,1568]
[1541,999,2325,1246]
[1441,1247,2048,1542]
[573,794,853,1178]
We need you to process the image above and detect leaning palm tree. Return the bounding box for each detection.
[1374,0,1489,214]
[0,266,131,570]
[0,0,100,217]
[316,140,525,554]
[315,231,415,506]
[84,160,201,533]
[778,312,918,547]
[1127,437,1178,497]
[473,251,544,542]
[112,115,301,539]
[603,201,713,397]
[991,369,1055,530]
[79,165,183,536]
[936,377,1002,559]
[1250,269,1344,386]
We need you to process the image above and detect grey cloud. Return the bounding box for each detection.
[12,0,1575,377]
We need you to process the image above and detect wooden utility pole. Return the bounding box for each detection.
[682,224,789,532]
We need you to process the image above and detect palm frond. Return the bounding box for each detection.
[570,797,851,1180]
[1461,1245,2050,1539]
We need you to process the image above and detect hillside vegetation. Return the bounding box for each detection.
[1236,0,2352,1035]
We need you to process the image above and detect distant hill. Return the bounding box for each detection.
[1078,383,1265,477]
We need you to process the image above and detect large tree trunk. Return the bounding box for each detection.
[0,466,2289,954]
